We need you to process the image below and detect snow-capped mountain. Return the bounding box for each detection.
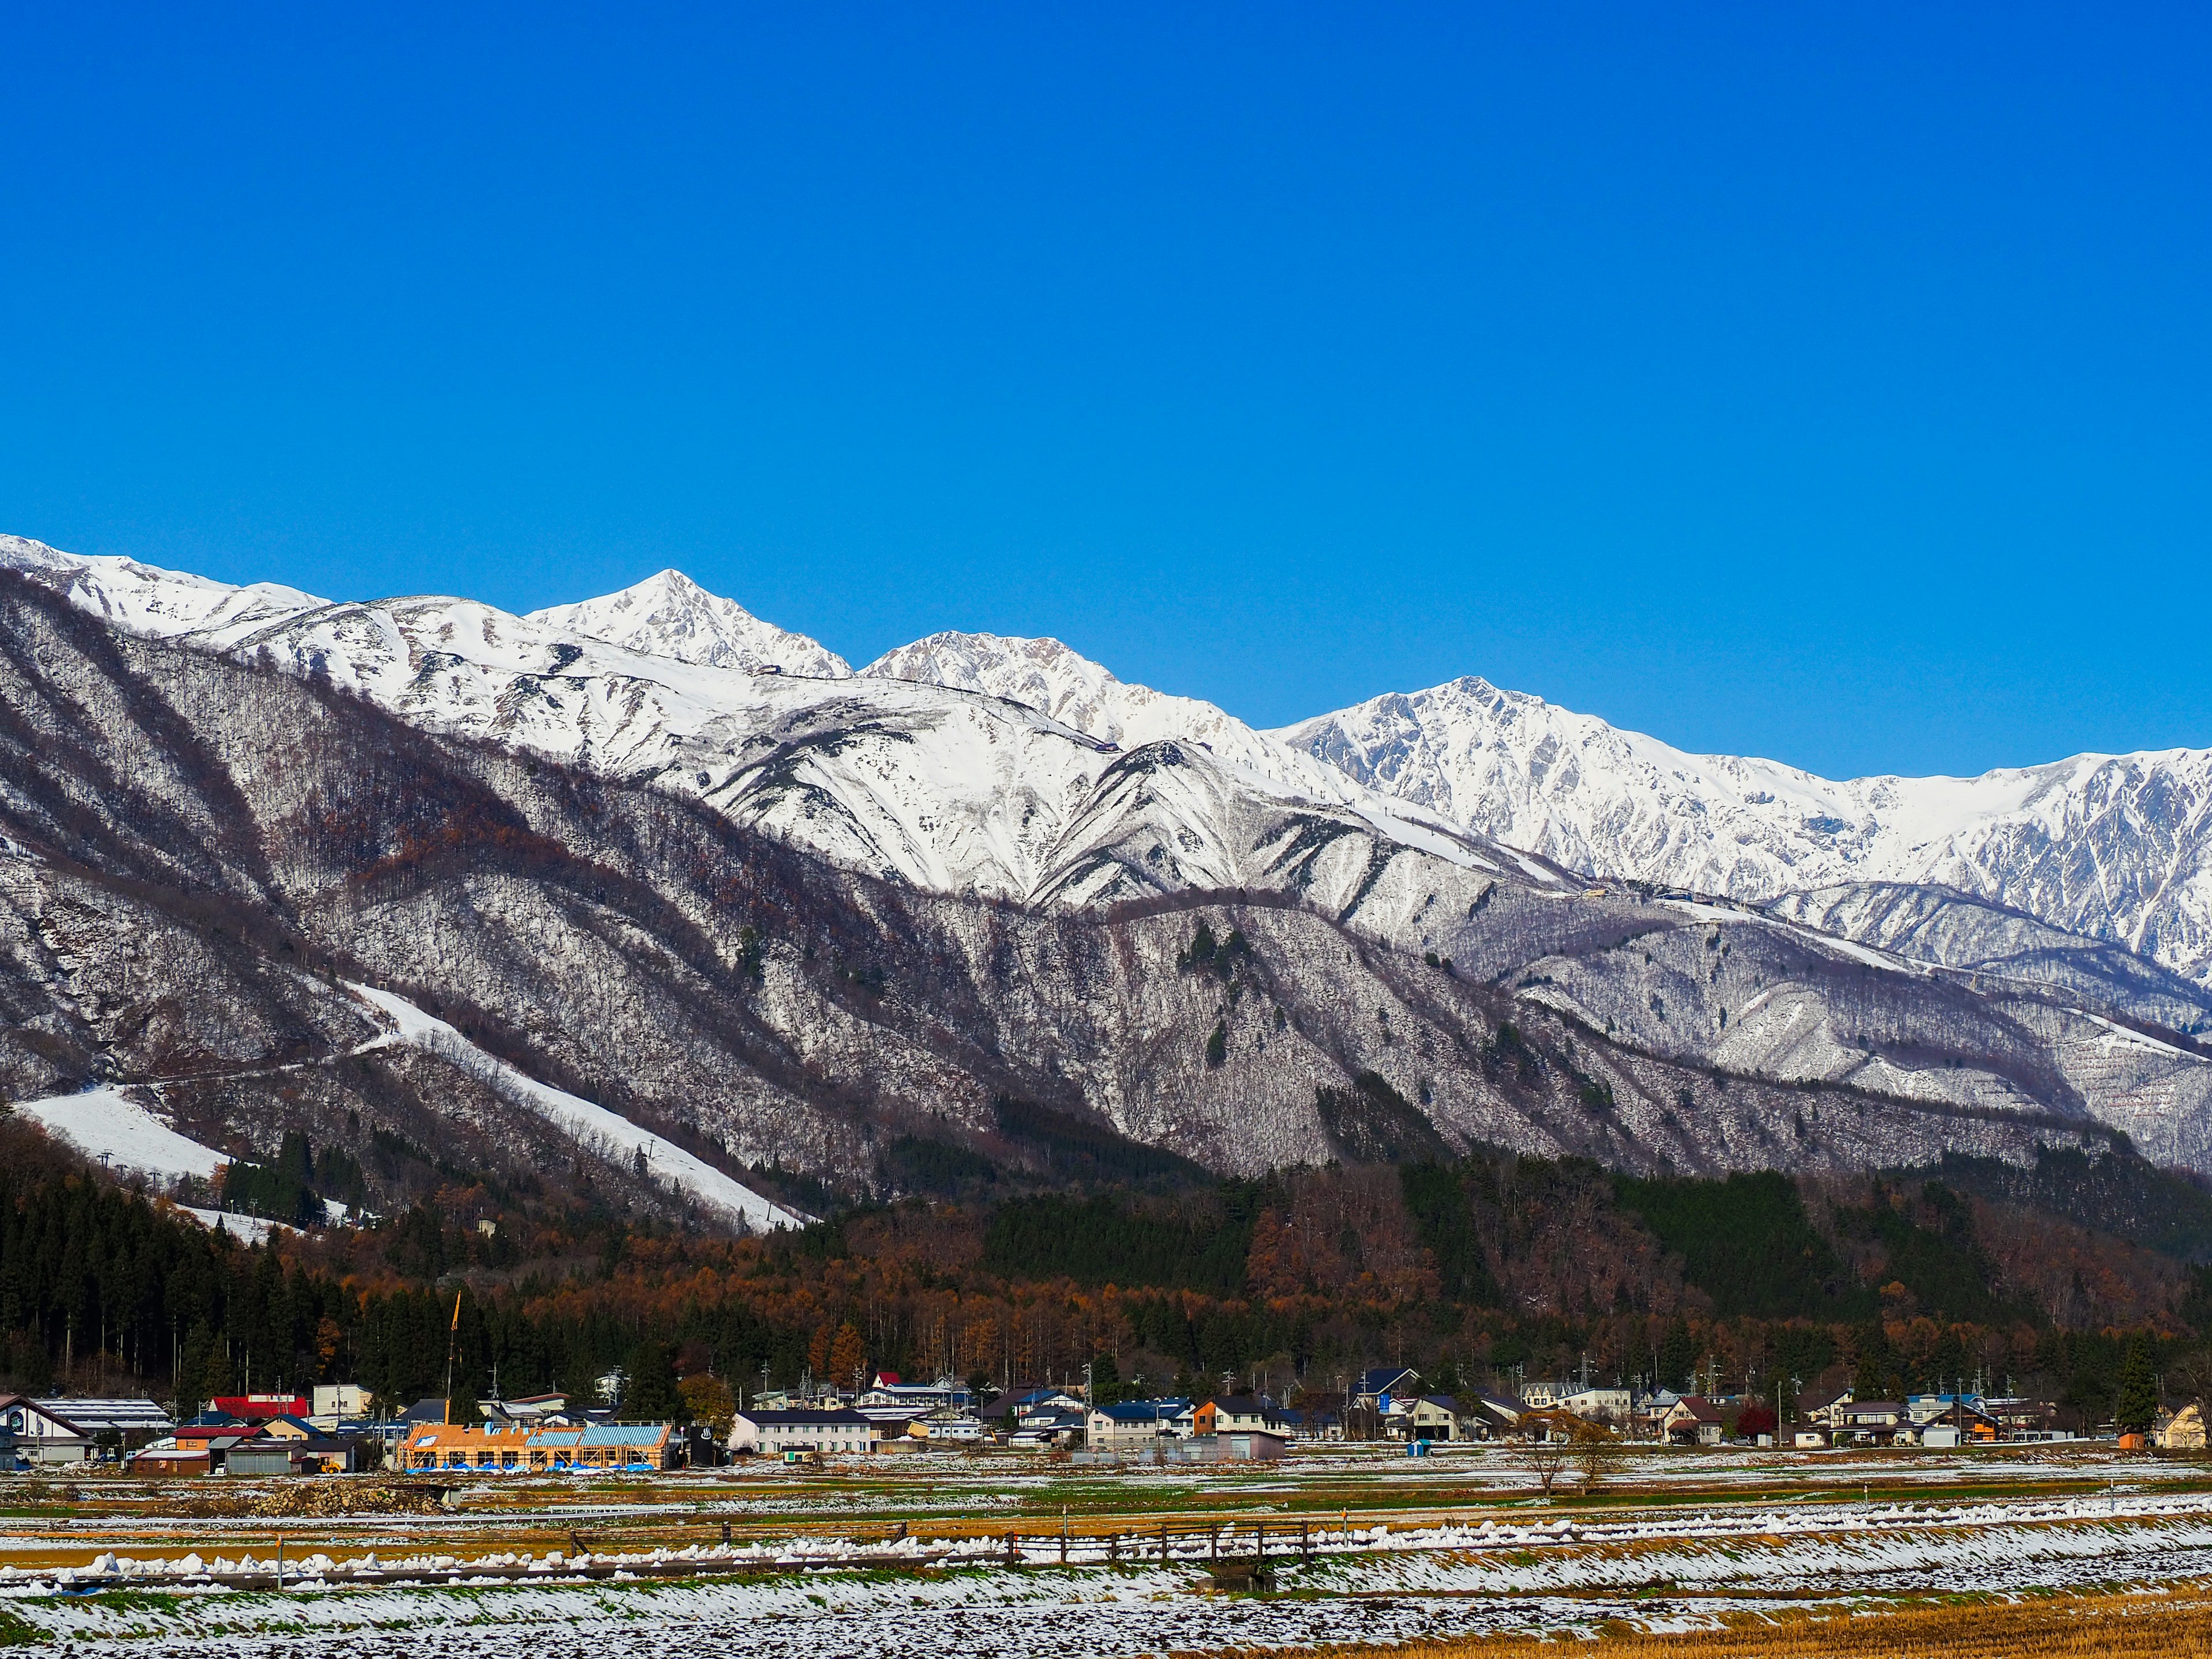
[9,537,2212,1199]
[9,532,2211,1001]
[9,535,2210,1005]
[0,535,324,643]
[0,567,2168,1207]
[529,569,853,679]
[1277,677,2212,994]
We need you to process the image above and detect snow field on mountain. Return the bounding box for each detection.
[347,984,805,1231]
[10,1088,228,1182]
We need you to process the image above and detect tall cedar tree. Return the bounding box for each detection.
[622,1339,688,1424]
[2115,1334,2159,1435]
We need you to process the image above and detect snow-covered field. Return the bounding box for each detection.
[5,1490,2211,1655]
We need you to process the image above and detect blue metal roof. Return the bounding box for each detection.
[577,1425,671,1446]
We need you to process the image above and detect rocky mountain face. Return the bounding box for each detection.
[4,536,2212,1220]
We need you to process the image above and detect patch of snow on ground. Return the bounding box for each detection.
[179,1208,283,1245]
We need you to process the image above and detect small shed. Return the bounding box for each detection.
[1216,1429,1289,1462]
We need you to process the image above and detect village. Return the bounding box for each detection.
[0,1361,2196,1480]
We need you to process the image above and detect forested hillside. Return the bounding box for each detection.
[6,1107,2209,1433]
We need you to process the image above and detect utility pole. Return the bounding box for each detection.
[441,1289,463,1425]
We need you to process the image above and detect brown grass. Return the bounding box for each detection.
[1205,1586,2212,1658]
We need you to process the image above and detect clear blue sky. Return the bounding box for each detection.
[4,4,2207,779]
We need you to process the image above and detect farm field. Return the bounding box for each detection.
[0,1442,2206,1653]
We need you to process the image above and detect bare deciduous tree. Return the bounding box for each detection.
[1570,1420,1624,1494]
[1527,1439,1568,1498]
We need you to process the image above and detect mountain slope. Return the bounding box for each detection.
[864,631,1251,755]
[7,537,2212,1184]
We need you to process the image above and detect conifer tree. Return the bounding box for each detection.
[622,1338,687,1423]
[2115,1333,2159,1436]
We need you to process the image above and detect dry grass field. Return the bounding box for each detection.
[1264,1585,2212,1659]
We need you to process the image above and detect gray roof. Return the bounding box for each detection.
[31,1397,175,1433]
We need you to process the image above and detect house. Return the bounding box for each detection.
[130,1438,215,1477]
[980,1386,1084,1426]
[1984,1397,2062,1440]
[4,1396,176,1463]
[1010,1405,1086,1446]
[858,1377,974,1416]
[212,1394,312,1424]
[0,1397,99,1464]
[172,1410,245,1446]
[728,1408,879,1458]
[1195,1395,1285,1435]
[1798,1383,1851,1428]
[479,1393,577,1429]
[397,1422,537,1472]
[1089,1400,1192,1448]
[1353,1368,1421,1412]
[1407,1395,1484,1442]
[1514,1406,1589,1444]
[1661,1396,1727,1445]
[397,1421,678,1471]
[1562,1387,1633,1425]
[539,1424,680,1469]
[2158,1404,2207,1451]
[1471,1389,1527,1426]
[310,1383,370,1423]
[1915,1397,2000,1445]
[137,1411,271,1476]
[1831,1400,1908,1445]
[228,1432,353,1476]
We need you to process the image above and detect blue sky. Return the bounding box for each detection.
[3,3,2207,778]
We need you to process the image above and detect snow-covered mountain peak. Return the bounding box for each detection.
[528,569,851,679]
[861,629,1250,753]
